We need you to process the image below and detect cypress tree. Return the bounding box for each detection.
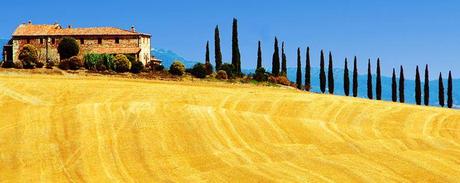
[424,64,429,106]
[205,41,210,65]
[328,52,334,94]
[272,37,280,76]
[448,71,453,108]
[296,48,302,89]
[320,50,326,93]
[439,73,445,107]
[281,42,287,76]
[232,18,241,74]
[367,59,373,99]
[214,25,222,70]
[353,56,358,97]
[399,66,405,103]
[415,66,421,105]
[344,58,350,96]
[376,58,382,100]
[257,41,262,69]
[392,68,397,102]
[305,47,311,91]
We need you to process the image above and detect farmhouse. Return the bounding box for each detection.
[3,21,152,64]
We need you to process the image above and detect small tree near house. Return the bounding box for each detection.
[57,37,80,60]
[18,44,39,69]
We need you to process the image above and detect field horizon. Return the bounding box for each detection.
[1,73,459,182]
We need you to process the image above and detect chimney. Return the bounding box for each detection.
[28,20,32,25]
[130,26,136,32]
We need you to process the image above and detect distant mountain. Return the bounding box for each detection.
[243,67,460,108]
[151,48,198,68]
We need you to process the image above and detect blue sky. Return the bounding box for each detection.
[1,0,459,78]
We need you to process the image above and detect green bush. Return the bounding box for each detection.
[191,63,207,78]
[130,61,144,73]
[216,70,228,80]
[101,54,115,71]
[14,61,23,69]
[169,61,185,76]
[84,53,100,71]
[18,44,38,69]
[58,37,80,59]
[113,54,131,73]
[254,67,268,82]
[205,63,213,75]
[69,56,83,70]
[58,59,70,70]
[125,54,136,62]
[219,63,235,79]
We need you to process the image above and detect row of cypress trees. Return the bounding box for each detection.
[209,18,454,108]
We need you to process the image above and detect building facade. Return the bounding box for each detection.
[4,21,152,64]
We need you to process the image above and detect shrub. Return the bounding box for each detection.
[205,63,213,75]
[216,70,228,80]
[84,53,100,71]
[125,54,136,62]
[46,60,56,69]
[254,67,268,82]
[58,59,70,70]
[1,61,15,68]
[113,54,131,73]
[130,61,144,73]
[191,63,207,78]
[268,76,292,86]
[18,44,38,69]
[14,61,23,69]
[35,61,44,68]
[169,61,185,76]
[219,63,235,79]
[101,54,115,71]
[57,37,80,59]
[154,64,164,71]
[69,56,83,70]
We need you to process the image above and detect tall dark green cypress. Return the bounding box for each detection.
[205,41,210,65]
[319,50,326,93]
[296,48,302,89]
[367,59,373,99]
[305,47,311,91]
[392,68,397,102]
[281,42,287,76]
[232,18,241,74]
[344,58,350,96]
[439,73,445,107]
[376,58,382,100]
[399,66,405,103]
[353,56,358,97]
[328,52,334,94]
[415,66,421,105]
[272,37,280,76]
[214,25,222,70]
[424,64,429,106]
[257,41,262,69]
[448,71,453,108]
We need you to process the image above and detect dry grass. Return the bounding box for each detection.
[0,73,459,182]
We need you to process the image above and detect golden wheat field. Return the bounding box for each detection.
[0,73,460,182]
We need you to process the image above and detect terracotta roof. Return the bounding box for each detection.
[12,24,150,37]
[90,47,141,54]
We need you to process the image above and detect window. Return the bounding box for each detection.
[98,38,102,44]
[26,39,30,44]
[115,38,120,44]
[80,38,84,44]
[51,38,55,44]
[40,38,43,44]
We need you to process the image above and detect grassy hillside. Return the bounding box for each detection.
[0,73,459,182]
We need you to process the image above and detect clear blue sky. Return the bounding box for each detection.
[1,0,459,78]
